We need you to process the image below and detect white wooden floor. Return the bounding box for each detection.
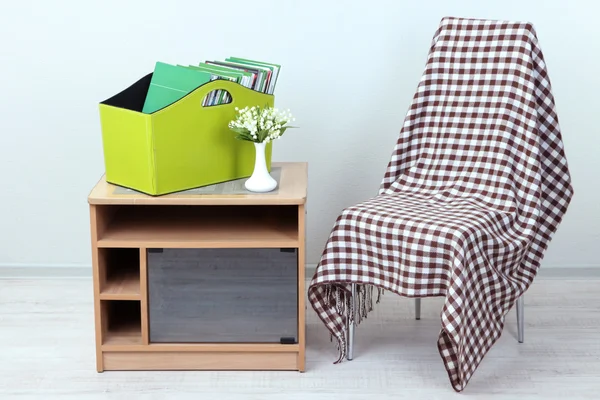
[1,277,599,399]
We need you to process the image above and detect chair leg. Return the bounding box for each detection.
[516,295,524,343]
[415,298,421,320]
[347,283,357,360]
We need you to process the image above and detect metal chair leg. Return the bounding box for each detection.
[415,298,421,320]
[516,295,524,343]
[347,283,357,360]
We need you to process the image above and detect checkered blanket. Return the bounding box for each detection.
[308,17,573,392]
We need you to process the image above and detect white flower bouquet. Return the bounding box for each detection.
[228,105,295,143]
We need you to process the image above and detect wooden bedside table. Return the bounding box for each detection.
[87,162,307,372]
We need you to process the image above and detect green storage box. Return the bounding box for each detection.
[98,74,274,195]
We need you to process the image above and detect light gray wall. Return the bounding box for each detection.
[0,0,597,269]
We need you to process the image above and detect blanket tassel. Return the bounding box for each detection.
[323,283,385,351]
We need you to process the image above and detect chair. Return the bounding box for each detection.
[346,287,524,360]
[308,17,573,392]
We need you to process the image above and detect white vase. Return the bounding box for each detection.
[245,142,277,193]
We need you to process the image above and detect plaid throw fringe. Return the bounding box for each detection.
[322,284,384,358]
[308,16,573,392]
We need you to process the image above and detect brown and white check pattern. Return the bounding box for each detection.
[308,17,573,392]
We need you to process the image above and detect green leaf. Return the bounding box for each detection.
[258,129,268,142]
[231,128,253,140]
[230,127,250,136]
[235,135,255,142]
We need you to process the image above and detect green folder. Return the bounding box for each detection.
[185,64,249,105]
[206,61,265,92]
[220,60,270,93]
[191,63,252,84]
[142,62,212,113]
[226,57,281,94]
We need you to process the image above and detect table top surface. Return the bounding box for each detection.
[88,162,307,206]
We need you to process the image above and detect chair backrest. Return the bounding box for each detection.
[380,17,573,271]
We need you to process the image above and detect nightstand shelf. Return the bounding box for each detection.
[98,248,140,300]
[102,300,142,345]
[96,205,299,248]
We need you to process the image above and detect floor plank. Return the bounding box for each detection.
[0,277,599,399]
